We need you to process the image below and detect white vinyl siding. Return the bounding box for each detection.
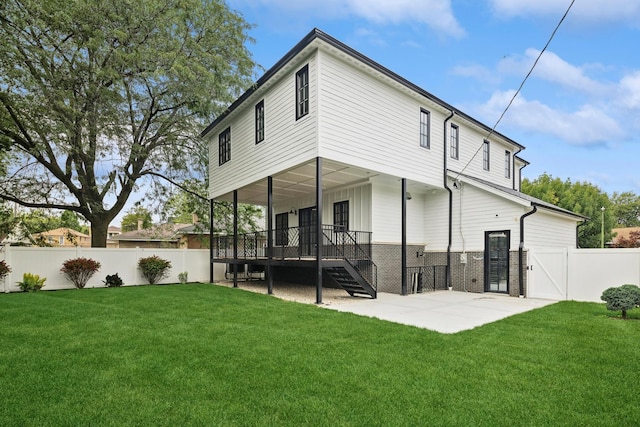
[317,50,444,188]
[525,210,577,248]
[208,56,318,199]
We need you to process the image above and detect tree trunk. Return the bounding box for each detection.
[622,309,627,319]
[90,219,110,248]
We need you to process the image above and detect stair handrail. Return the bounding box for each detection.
[321,226,377,291]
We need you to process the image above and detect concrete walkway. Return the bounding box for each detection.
[324,291,557,333]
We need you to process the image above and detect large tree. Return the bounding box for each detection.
[610,191,640,227]
[0,0,255,246]
[522,173,614,248]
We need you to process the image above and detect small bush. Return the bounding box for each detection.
[17,273,46,292]
[601,284,640,319]
[61,257,101,289]
[138,256,172,285]
[178,271,188,284]
[103,273,123,288]
[0,260,11,281]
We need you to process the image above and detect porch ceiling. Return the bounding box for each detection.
[214,159,438,205]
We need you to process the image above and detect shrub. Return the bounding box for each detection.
[61,257,101,289]
[178,271,188,284]
[601,284,640,319]
[17,273,46,292]
[103,273,123,288]
[0,260,11,281]
[138,256,172,285]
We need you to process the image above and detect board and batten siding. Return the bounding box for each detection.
[423,190,450,250]
[371,183,424,244]
[273,183,372,232]
[316,50,444,188]
[208,55,319,199]
[524,210,577,248]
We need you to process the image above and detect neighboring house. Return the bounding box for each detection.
[106,226,121,248]
[611,227,640,247]
[202,28,586,301]
[111,223,210,249]
[32,227,91,247]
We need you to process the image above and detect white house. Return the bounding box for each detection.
[202,29,586,303]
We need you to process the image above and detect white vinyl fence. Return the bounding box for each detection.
[528,247,640,302]
[1,245,226,293]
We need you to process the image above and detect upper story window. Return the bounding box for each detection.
[450,124,459,159]
[333,201,349,231]
[420,109,430,149]
[504,150,511,178]
[483,140,490,171]
[255,100,264,144]
[218,127,231,166]
[296,65,309,120]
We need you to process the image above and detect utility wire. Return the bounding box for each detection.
[454,0,576,180]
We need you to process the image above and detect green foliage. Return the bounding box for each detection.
[522,173,613,247]
[610,191,640,227]
[103,273,124,288]
[0,260,11,280]
[20,209,61,234]
[138,256,172,285]
[0,202,17,241]
[121,205,153,232]
[601,284,640,319]
[0,0,256,247]
[178,272,188,284]
[17,272,46,292]
[60,211,88,234]
[60,257,101,289]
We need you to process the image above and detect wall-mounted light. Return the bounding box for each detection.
[289,208,297,215]
[416,248,424,257]
[405,192,412,200]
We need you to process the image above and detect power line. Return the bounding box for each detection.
[454,0,576,180]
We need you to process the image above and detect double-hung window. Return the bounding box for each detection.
[296,65,309,119]
[483,140,490,171]
[450,124,459,159]
[218,127,231,166]
[420,109,430,149]
[255,100,264,144]
[504,150,511,178]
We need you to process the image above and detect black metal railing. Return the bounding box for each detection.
[405,265,447,294]
[212,225,377,290]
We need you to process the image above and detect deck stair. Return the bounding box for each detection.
[325,262,376,298]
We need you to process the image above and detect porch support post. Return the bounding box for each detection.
[315,156,323,304]
[401,178,408,295]
[233,190,238,288]
[267,176,274,295]
[209,199,214,283]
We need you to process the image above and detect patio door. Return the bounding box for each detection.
[485,230,510,293]
[298,207,317,257]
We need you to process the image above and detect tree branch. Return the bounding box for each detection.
[142,171,207,201]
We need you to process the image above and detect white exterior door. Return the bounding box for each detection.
[528,248,568,300]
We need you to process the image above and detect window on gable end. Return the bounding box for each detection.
[255,100,264,144]
[505,150,511,178]
[483,140,490,171]
[420,109,430,149]
[296,65,309,120]
[218,127,231,166]
[450,124,459,160]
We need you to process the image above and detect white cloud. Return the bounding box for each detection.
[498,49,608,95]
[232,0,464,38]
[488,0,640,26]
[619,71,640,109]
[479,90,624,146]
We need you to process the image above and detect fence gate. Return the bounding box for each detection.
[527,248,568,300]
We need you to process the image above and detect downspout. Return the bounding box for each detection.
[519,205,537,297]
[443,109,455,290]
[209,199,214,283]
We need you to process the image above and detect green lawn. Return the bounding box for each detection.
[1,284,638,426]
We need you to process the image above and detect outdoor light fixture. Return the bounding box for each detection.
[289,208,297,215]
[405,192,412,200]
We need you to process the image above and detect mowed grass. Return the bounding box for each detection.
[1,284,639,426]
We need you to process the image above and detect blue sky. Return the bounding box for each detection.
[227,0,640,196]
